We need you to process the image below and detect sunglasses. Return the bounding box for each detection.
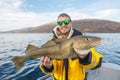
[57,20,71,26]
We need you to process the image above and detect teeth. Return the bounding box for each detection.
[74,49,90,54]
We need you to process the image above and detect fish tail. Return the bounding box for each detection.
[12,56,26,69]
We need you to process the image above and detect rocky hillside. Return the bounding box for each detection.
[7,19,120,33]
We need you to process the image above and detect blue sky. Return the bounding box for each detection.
[0,0,120,31]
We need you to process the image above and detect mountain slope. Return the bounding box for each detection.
[8,19,120,33]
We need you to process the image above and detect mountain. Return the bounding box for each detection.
[7,19,120,33]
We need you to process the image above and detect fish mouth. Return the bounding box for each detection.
[74,48,90,55]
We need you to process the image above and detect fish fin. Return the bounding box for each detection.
[41,38,66,48]
[11,56,25,69]
[41,41,57,47]
[26,44,39,54]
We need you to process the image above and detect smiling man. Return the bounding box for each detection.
[39,13,103,80]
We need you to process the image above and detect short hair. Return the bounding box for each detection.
[57,13,71,21]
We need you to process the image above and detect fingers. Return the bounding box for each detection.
[40,56,52,68]
[41,56,45,63]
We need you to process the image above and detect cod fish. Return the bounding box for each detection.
[12,35,101,69]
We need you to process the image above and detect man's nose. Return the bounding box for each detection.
[61,22,65,26]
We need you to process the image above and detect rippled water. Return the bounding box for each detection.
[0,33,120,80]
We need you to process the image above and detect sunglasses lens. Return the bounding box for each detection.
[57,20,70,26]
[57,21,63,26]
[64,20,70,25]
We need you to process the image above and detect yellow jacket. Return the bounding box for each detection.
[40,47,102,80]
[40,29,102,80]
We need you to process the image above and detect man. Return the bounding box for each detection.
[40,13,103,80]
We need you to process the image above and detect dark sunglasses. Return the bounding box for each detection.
[57,20,71,26]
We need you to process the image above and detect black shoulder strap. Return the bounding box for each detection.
[71,29,82,37]
[64,58,69,80]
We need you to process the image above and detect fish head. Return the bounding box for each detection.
[72,36,101,50]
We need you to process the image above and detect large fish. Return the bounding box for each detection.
[12,35,101,69]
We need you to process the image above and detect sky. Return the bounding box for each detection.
[0,0,120,31]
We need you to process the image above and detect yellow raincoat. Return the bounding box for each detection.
[40,29,103,80]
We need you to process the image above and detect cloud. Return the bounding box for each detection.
[1,8,120,31]
[0,11,59,31]
[60,8,91,19]
[61,8,120,21]
[0,0,22,12]
[93,9,120,21]
[0,0,58,31]
[0,0,120,31]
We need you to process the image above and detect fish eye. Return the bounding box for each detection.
[85,38,90,41]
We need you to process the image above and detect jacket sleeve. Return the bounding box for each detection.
[39,36,55,74]
[80,48,103,70]
[39,63,54,74]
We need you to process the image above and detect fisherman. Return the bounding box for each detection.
[39,13,103,80]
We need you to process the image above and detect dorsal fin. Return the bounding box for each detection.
[25,44,38,54]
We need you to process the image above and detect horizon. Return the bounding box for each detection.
[0,0,120,31]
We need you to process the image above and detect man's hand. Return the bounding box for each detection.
[40,56,53,69]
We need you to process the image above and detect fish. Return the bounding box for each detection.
[11,35,101,69]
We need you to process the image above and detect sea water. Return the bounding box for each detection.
[0,33,120,80]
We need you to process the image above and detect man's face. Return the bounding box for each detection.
[57,16,72,34]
